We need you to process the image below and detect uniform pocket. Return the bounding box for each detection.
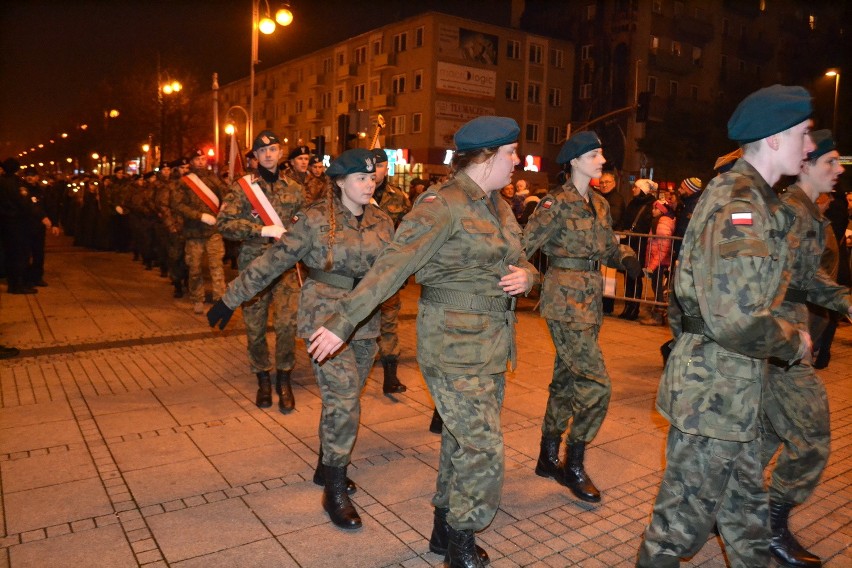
[461,218,496,234]
[567,217,594,231]
[439,310,490,367]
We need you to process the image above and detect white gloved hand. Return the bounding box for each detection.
[261,225,286,239]
[115,206,124,215]
[200,213,216,226]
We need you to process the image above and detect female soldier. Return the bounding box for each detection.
[308,116,537,568]
[207,148,393,530]
[523,131,641,503]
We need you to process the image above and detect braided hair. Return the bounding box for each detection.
[324,176,344,271]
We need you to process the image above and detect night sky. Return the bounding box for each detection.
[0,0,511,157]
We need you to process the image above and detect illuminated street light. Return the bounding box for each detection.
[276,6,293,26]
[826,69,840,134]
[61,133,68,138]
[38,144,44,148]
[66,157,73,163]
[142,143,150,153]
[91,152,99,160]
[224,123,235,135]
[108,109,120,118]
[250,1,293,141]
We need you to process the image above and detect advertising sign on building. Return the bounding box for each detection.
[434,101,495,122]
[436,61,497,99]
[438,25,499,65]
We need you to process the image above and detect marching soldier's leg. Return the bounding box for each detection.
[378,291,406,395]
[205,232,226,301]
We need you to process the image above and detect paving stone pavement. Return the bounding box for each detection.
[0,238,850,567]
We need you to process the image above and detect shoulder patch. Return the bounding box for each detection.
[731,211,752,226]
[291,213,302,224]
[540,197,554,209]
[422,195,437,203]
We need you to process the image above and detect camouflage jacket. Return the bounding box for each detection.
[281,166,308,192]
[222,196,393,339]
[171,168,227,239]
[375,181,412,227]
[660,159,803,442]
[304,174,330,205]
[152,176,178,231]
[522,180,635,325]
[127,183,157,218]
[216,172,305,268]
[104,179,130,211]
[775,184,851,327]
[322,171,538,375]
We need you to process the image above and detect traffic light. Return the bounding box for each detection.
[636,91,651,123]
[311,135,326,158]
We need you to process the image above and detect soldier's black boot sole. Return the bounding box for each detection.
[428,507,489,565]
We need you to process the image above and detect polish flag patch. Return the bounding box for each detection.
[731,212,752,226]
[541,199,553,209]
[422,195,437,203]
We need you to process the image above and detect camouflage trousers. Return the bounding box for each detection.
[637,427,771,568]
[377,290,401,358]
[541,320,611,443]
[425,364,506,532]
[760,362,830,505]
[166,231,187,283]
[309,338,377,467]
[241,267,299,374]
[184,233,226,303]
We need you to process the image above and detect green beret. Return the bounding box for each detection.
[807,129,836,161]
[252,130,280,152]
[371,148,389,163]
[727,84,812,143]
[556,131,602,164]
[454,116,520,152]
[326,148,376,177]
[288,145,311,160]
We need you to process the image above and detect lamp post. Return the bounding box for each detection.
[159,80,182,160]
[249,1,293,142]
[825,69,840,134]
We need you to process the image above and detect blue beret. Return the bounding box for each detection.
[288,145,311,160]
[454,116,520,152]
[371,148,389,163]
[727,85,812,143]
[556,131,602,165]
[807,129,836,161]
[326,148,376,177]
[252,130,280,152]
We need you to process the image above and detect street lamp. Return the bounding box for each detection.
[826,69,840,134]
[159,79,183,160]
[250,1,293,142]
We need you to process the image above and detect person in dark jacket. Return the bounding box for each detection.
[616,178,656,320]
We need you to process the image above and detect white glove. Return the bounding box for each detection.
[200,213,216,226]
[261,225,286,239]
[115,206,124,215]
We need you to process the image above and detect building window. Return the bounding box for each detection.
[671,41,681,56]
[412,112,422,133]
[528,82,541,104]
[525,123,539,142]
[547,126,561,144]
[372,38,383,55]
[354,83,365,102]
[392,74,406,94]
[295,100,303,113]
[336,88,344,103]
[550,48,564,68]
[393,32,408,53]
[307,96,314,110]
[692,46,702,66]
[413,69,423,91]
[336,52,345,66]
[323,57,333,73]
[650,35,659,54]
[690,85,699,100]
[354,45,367,64]
[390,115,405,135]
[415,26,424,48]
[580,83,592,99]
[321,92,332,109]
[529,43,543,64]
[548,87,562,107]
[506,80,519,101]
[669,80,678,97]
[585,4,596,20]
[581,45,592,60]
[507,40,520,59]
[371,78,381,96]
[648,75,657,96]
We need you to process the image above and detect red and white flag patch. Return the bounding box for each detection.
[422,195,437,203]
[731,212,752,226]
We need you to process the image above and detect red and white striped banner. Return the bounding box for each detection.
[236,175,284,227]
[181,173,220,214]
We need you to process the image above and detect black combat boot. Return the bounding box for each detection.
[255,371,272,408]
[563,442,601,502]
[172,280,184,298]
[275,369,295,413]
[312,448,356,495]
[534,436,562,480]
[381,356,407,394]
[321,465,361,530]
[429,507,489,565]
[429,408,444,434]
[769,500,822,567]
[445,525,485,568]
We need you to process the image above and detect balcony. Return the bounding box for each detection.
[738,36,774,62]
[305,74,326,89]
[280,114,295,127]
[306,108,324,122]
[336,63,357,79]
[649,52,696,76]
[675,16,715,45]
[371,52,397,69]
[336,101,355,115]
[370,94,395,110]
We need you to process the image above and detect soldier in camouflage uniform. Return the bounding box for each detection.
[522,131,641,504]
[371,148,411,395]
[172,149,227,314]
[161,159,189,297]
[281,145,311,194]
[761,129,852,568]
[216,131,304,413]
[304,155,329,205]
[151,162,172,277]
[209,148,392,531]
[107,167,131,252]
[638,85,817,567]
[128,172,159,270]
[308,117,537,568]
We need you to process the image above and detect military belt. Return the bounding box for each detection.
[548,257,601,271]
[784,287,808,304]
[306,268,361,290]
[420,286,516,312]
[681,315,705,335]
